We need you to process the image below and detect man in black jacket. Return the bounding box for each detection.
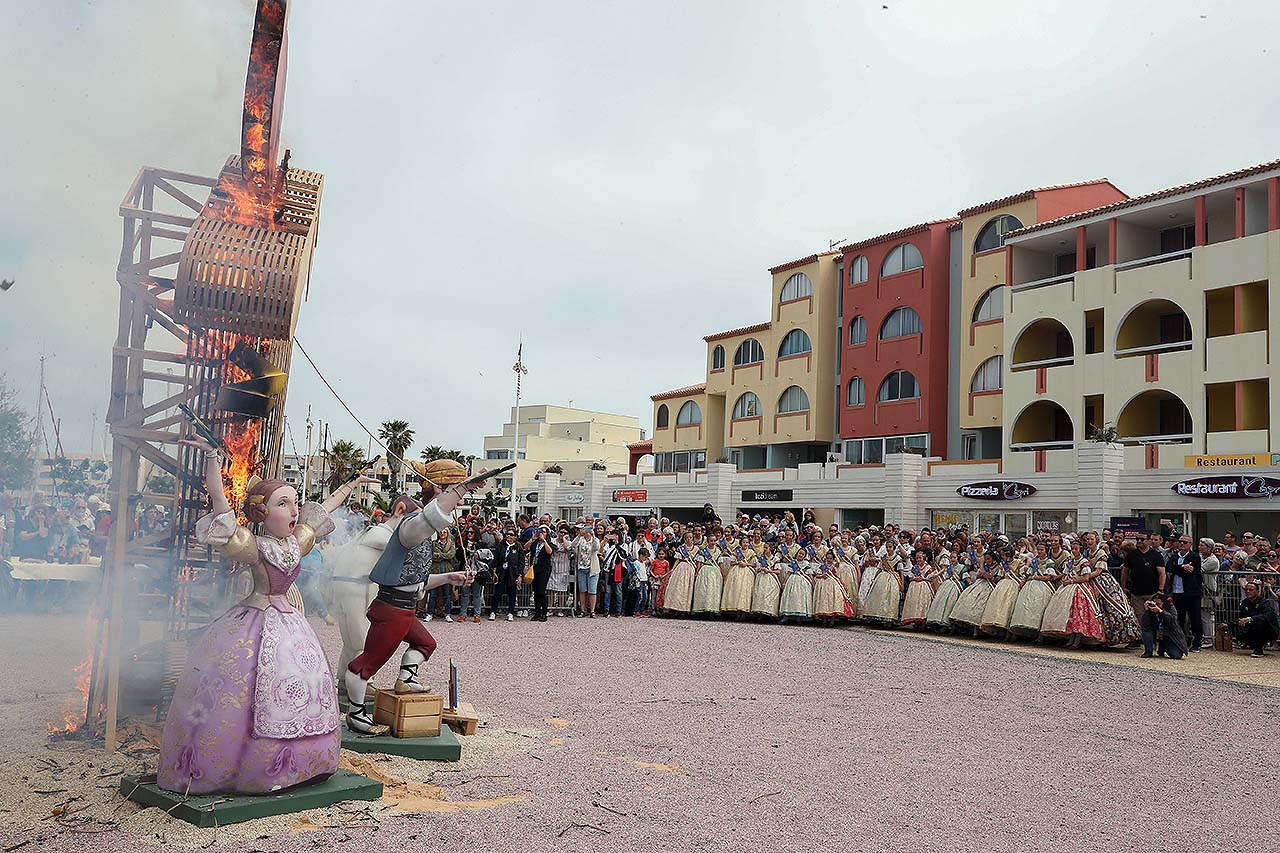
[1122,534,1166,645]
[490,529,524,622]
[1164,532,1203,650]
[1237,582,1280,657]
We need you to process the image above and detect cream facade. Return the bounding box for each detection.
[480,404,643,491]
[652,252,839,473]
[1003,160,1280,476]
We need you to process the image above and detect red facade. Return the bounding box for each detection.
[839,221,955,456]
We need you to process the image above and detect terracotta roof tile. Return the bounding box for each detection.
[627,438,653,451]
[838,218,957,254]
[768,250,840,275]
[703,321,771,343]
[1010,159,1280,237]
[651,383,707,402]
[956,179,1120,219]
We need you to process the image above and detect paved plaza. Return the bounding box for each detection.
[2,612,1275,852]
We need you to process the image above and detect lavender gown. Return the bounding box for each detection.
[158,505,341,795]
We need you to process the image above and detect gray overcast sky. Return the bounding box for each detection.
[2,0,1278,459]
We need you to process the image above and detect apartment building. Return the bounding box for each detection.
[652,252,839,473]
[479,405,643,491]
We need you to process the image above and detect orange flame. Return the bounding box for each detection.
[48,654,94,736]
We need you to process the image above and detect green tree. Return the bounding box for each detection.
[147,471,177,495]
[0,375,33,492]
[378,419,415,477]
[419,446,476,466]
[322,439,367,493]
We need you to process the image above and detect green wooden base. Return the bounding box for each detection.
[119,770,383,827]
[340,723,462,761]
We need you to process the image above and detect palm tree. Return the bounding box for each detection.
[419,445,447,463]
[378,420,415,477]
[323,439,367,493]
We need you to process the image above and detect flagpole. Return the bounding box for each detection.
[510,340,527,521]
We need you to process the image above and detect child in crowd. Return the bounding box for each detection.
[633,547,651,616]
[649,546,670,612]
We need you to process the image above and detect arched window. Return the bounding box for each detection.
[974,214,1024,253]
[881,243,924,277]
[970,356,1003,392]
[732,392,761,419]
[711,345,725,370]
[676,400,702,425]
[972,287,1003,323]
[848,255,869,285]
[848,316,867,346]
[880,307,922,339]
[656,404,669,428]
[780,273,813,302]
[878,370,920,402]
[847,376,865,406]
[778,329,812,358]
[734,338,764,366]
[777,385,810,413]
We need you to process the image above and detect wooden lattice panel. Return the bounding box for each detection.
[173,156,322,339]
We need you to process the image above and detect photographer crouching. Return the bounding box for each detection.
[1140,594,1188,660]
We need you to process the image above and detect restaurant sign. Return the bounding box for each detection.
[956,481,1037,501]
[613,488,648,503]
[1184,453,1280,469]
[1171,475,1280,499]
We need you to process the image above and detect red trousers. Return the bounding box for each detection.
[347,598,437,680]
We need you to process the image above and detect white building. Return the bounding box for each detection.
[479,405,644,492]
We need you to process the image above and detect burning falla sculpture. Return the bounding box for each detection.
[155,0,348,796]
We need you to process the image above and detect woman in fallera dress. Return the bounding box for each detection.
[949,548,1001,635]
[719,536,756,615]
[925,553,966,630]
[1040,549,1106,648]
[691,539,723,616]
[812,550,855,621]
[831,538,861,614]
[749,545,783,618]
[158,438,375,795]
[1008,541,1060,639]
[777,541,815,622]
[861,551,904,626]
[980,544,1026,637]
[899,548,939,628]
[856,534,884,606]
[658,533,697,615]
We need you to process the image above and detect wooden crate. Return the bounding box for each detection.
[442,702,480,737]
[372,688,442,738]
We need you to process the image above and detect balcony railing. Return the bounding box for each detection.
[1012,272,1073,293]
[1118,433,1193,445]
[1009,439,1075,451]
[1113,340,1192,358]
[1114,248,1191,272]
[1010,355,1074,371]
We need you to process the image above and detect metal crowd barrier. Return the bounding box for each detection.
[1211,570,1280,628]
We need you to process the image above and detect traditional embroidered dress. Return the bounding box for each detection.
[899,562,936,626]
[691,545,723,615]
[749,553,782,618]
[812,553,855,620]
[832,544,861,612]
[660,545,696,614]
[159,503,339,795]
[856,549,882,605]
[862,559,904,626]
[949,559,996,631]
[925,560,967,629]
[1092,569,1142,645]
[779,560,815,619]
[1009,557,1058,638]
[1040,559,1105,643]
[720,545,755,614]
[980,559,1023,635]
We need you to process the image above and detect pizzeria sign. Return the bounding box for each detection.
[957,481,1037,501]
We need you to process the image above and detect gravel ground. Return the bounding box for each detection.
[2,612,1277,852]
